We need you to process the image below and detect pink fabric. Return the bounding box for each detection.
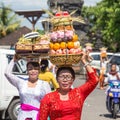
[21,103,39,120]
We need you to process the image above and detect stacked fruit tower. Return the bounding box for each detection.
[49,11,83,66]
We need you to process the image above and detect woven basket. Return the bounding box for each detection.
[15,44,49,59]
[49,54,82,66]
[15,44,32,53]
[100,53,107,58]
[33,44,50,53]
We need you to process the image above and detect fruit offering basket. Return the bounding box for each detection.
[15,32,50,58]
[33,44,49,53]
[38,9,86,66]
[49,54,82,66]
[45,10,85,66]
[99,47,107,58]
[15,44,33,53]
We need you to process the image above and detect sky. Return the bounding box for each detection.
[84,0,101,6]
[0,0,101,30]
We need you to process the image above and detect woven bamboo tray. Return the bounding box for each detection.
[33,44,50,53]
[15,44,49,59]
[16,53,49,59]
[15,44,32,53]
[49,54,82,66]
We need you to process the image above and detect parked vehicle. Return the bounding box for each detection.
[72,52,114,75]
[106,80,120,119]
[89,52,113,71]
[0,49,27,120]
[89,52,120,73]
[68,52,120,75]
[108,53,120,71]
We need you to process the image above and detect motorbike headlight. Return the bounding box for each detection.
[109,92,113,97]
[113,82,119,86]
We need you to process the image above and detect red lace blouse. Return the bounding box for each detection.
[39,71,98,120]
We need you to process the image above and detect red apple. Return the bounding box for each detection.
[69,48,76,54]
[62,49,69,54]
[50,50,56,55]
[56,49,63,55]
[76,48,82,54]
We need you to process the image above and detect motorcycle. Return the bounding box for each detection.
[106,80,120,119]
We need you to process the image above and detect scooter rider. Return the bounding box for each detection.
[104,63,120,91]
[105,63,120,118]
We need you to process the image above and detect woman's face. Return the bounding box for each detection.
[57,70,74,91]
[111,64,117,72]
[27,64,39,81]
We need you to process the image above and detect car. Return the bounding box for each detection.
[72,52,114,75]
[108,53,120,71]
[72,52,120,75]
[89,52,113,70]
[89,52,120,73]
[0,49,28,120]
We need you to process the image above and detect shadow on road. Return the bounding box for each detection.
[99,113,120,119]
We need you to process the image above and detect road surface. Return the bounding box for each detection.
[73,74,120,120]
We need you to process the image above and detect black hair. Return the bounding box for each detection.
[56,66,75,79]
[40,59,49,72]
[27,61,40,71]
[27,61,39,68]
[110,63,117,68]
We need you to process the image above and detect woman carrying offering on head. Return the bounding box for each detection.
[39,51,99,120]
[4,55,51,120]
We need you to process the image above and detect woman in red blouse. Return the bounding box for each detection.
[39,52,99,120]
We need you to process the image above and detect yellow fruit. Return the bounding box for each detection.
[49,42,54,49]
[60,42,67,49]
[72,34,78,42]
[67,41,74,49]
[53,43,60,50]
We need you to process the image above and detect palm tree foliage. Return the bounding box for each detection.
[82,0,120,52]
[0,3,21,38]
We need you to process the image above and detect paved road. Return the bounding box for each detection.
[73,74,120,120]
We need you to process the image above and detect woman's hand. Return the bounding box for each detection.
[81,51,94,73]
[13,54,19,62]
[81,51,90,65]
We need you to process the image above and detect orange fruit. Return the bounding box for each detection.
[53,43,60,50]
[60,42,67,49]
[65,25,73,30]
[72,34,78,42]
[67,41,74,49]
[49,42,54,49]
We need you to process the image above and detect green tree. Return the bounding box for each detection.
[0,3,21,38]
[82,0,120,52]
